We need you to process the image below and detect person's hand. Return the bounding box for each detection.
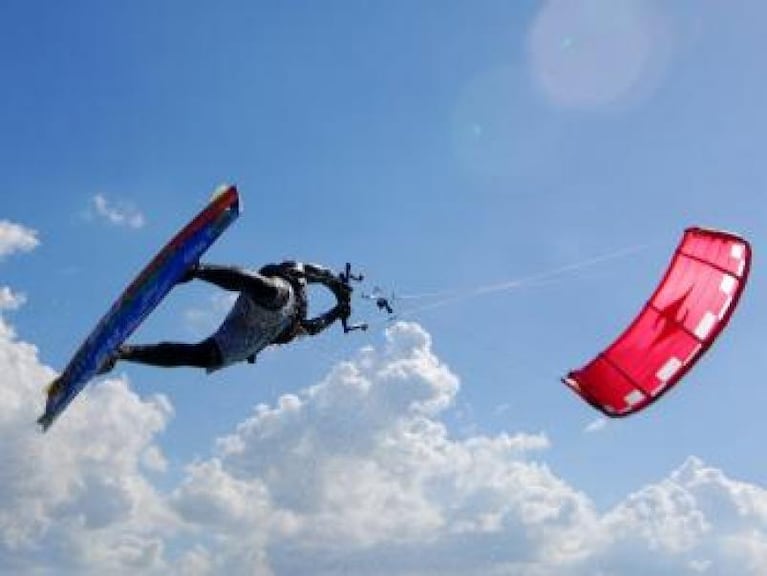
[330,279,352,303]
[336,301,351,319]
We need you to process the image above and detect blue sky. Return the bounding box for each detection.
[2,1,767,574]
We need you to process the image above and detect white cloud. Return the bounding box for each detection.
[91,194,146,229]
[164,324,767,576]
[573,457,767,576]
[0,308,177,574]
[584,417,607,434]
[0,287,26,311]
[179,323,590,574]
[1,275,767,576]
[0,221,33,313]
[0,220,39,260]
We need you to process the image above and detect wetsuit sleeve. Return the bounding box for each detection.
[302,305,346,335]
[300,263,353,302]
[191,264,287,306]
[301,263,339,285]
[295,263,353,335]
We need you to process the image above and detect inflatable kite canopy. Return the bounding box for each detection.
[563,227,751,417]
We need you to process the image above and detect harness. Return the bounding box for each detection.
[260,263,309,344]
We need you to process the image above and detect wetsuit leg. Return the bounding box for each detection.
[119,337,223,369]
[245,273,289,309]
[192,265,288,309]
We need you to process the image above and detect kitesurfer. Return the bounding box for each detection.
[100,260,352,372]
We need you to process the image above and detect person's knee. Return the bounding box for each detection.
[200,338,224,369]
[248,274,289,308]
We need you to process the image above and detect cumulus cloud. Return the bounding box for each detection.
[90,194,146,229]
[577,457,767,576]
[0,287,26,311]
[1,262,766,576]
[174,322,578,575]
[165,324,767,576]
[0,311,178,574]
[0,231,175,572]
[0,220,39,260]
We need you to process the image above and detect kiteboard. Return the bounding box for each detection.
[37,185,241,431]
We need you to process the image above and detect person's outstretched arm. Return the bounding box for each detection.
[302,302,349,336]
[301,263,338,284]
[296,263,354,335]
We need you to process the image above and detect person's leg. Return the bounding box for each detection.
[191,264,289,309]
[116,337,222,369]
[245,273,290,309]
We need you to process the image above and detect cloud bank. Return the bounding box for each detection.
[1,224,766,575]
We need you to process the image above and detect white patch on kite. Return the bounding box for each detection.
[694,312,717,340]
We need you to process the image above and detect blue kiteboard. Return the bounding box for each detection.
[38,185,240,431]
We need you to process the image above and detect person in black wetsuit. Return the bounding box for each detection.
[101,260,351,373]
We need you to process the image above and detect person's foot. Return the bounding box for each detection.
[46,375,64,397]
[96,348,123,375]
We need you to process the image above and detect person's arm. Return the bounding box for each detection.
[302,302,350,336]
[299,263,354,302]
[301,262,339,284]
[299,263,359,334]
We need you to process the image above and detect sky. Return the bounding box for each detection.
[1,0,767,574]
